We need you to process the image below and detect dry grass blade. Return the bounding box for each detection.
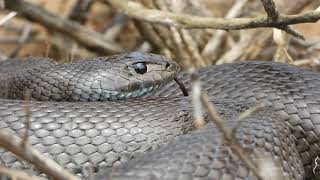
[0,12,17,26]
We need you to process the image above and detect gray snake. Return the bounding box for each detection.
[0,52,319,179]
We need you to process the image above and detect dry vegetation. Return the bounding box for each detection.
[0,0,319,67]
[0,0,320,179]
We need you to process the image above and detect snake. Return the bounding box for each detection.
[0,52,319,179]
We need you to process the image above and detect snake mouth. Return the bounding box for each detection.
[99,84,161,100]
[98,77,188,101]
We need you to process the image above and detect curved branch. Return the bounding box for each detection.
[5,0,123,54]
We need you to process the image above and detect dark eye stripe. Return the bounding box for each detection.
[133,62,147,74]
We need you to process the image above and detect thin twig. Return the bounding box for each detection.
[260,0,305,39]
[21,89,31,146]
[232,103,266,136]
[280,26,305,40]
[190,69,205,128]
[0,129,80,180]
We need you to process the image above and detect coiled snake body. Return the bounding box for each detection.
[0,52,319,179]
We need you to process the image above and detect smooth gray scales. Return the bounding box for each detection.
[0,52,319,179]
[0,52,179,101]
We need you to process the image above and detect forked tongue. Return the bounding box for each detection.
[174,77,188,96]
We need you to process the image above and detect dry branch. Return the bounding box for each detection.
[0,166,45,180]
[216,0,317,65]
[4,0,123,55]
[260,0,305,40]
[260,0,280,21]
[106,0,320,30]
[0,129,80,180]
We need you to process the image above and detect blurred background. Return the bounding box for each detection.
[0,0,319,70]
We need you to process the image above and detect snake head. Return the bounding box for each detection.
[89,52,180,100]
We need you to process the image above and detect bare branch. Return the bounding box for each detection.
[0,129,80,180]
[4,0,123,54]
[106,0,320,30]
[280,26,305,40]
[260,0,280,21]
[260,0,305,40]
[216,0,317,65]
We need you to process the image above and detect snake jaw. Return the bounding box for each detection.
[100,84,161,100]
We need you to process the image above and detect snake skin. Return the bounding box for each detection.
[94,108,303,180]
[0,54,320,179]
[152,62,320,179]
[0,52,178,101]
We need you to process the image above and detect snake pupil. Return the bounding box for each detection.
[133,62,147,74]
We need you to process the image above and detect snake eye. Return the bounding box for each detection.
[133,62,147,74]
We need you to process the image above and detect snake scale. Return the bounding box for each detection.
[0,52,320,179]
